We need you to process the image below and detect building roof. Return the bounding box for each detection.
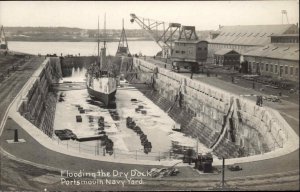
[271,33,299,37]
[244,43,299,61]
[214,48,240,56]
[174,39,208,44]
[209,24,298,46]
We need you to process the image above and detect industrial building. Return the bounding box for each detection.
[208,24,299,59]
[213,49,240,68]
[243,34,299,82]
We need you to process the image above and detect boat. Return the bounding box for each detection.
[86,15,117,107]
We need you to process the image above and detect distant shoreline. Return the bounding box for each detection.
[6,39,153,42]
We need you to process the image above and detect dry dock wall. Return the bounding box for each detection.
[60,56,95,76]
[18,57,61,137]
[131,58,290,159]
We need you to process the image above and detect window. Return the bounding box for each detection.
[290,67,293,75]
[270,64,273,73]
[295,68,298,76]
[181,51,185,54]
[198,47,202,50]
[261,63,264,71]
[285,66,288,74]
[175,50,180,53]
[275,65,278,73]
[204,47,207,50]
[266,64,269,72]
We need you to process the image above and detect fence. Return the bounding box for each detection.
[51,136,177,161]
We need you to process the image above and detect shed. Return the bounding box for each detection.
[214,49,240,67]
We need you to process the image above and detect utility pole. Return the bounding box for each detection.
[222,158,225,189]
[196,137,199,156]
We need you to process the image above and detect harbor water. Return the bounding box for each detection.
[8,41,161,56]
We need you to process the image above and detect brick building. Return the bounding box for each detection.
[207,24,299,60]
[243,34,299,82]
[214,49,240,68]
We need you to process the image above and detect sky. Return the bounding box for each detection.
[0,1,299,31]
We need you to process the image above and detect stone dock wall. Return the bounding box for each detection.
[18,57,61,137]
[130,57,289,158]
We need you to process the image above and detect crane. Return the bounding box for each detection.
[130,13,181,58]
[116,19,130,56]
[130,13,208,75]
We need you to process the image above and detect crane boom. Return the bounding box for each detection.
[130,13,181,58]
[129,13,207,75]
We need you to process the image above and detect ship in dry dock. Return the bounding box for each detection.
[86,16,117,107]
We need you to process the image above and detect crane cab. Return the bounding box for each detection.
[171,40,208,72]
[171,40,208,62]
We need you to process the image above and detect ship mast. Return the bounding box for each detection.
[100,13,107,73]
[97,16,100,65]
[104,13,106,48]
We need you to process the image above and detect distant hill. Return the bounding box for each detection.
[4,26,214,42]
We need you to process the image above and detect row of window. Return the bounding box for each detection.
[211,44,246,51]
[215,56,239,62]
[271,37,299,44]
[251,62,299,77]
[174,47,207,54]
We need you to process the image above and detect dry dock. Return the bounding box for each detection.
[0,54,299,191]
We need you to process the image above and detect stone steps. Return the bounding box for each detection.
[213,136,240,158]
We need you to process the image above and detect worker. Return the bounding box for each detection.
[256,95,260,106]
[187,149,193,165]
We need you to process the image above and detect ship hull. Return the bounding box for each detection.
[87,86,116,107]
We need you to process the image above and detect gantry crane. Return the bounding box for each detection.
[130,14,208,74]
